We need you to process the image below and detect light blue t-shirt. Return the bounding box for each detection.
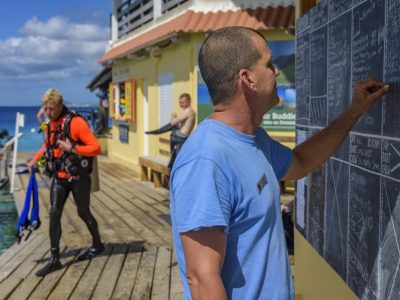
[170,119,294,300]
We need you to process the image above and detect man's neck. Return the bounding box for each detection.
[210,99,261,135]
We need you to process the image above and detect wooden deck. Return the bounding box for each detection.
[0,155,183,299]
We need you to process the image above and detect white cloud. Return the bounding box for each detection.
[0,16,109,80]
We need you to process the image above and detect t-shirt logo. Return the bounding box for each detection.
[257,174,267,194]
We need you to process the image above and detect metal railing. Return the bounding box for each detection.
[162,0,188,13]
[117,0,154,38]
[115,0,189,38]
[0,133,22,193]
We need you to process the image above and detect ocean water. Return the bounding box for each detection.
[0,201,18,255]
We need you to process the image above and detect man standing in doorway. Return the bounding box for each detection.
[146,93,195,168]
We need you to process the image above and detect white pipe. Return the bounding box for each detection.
[10,112,24,193]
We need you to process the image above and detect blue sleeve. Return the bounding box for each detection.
[269,138,292,180]
[171,157,232,234]
[257,129,293,180]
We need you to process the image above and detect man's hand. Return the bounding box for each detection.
[57,139,73,152]
[27,158,37,174]
[350,77,389,116]
[27,158,37,169]
[283,77,389,181]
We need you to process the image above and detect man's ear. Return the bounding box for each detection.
[239,69,255,91]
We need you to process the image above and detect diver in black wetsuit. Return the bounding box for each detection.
[28,89,104,276]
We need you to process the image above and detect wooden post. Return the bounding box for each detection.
[141,165,149,181]
[152,171,162,188]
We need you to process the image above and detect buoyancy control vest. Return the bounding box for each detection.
[44,108,93,178]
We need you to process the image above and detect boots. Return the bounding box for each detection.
[78,243,105,261]
[145,123,174,135]
[36,248,62,276]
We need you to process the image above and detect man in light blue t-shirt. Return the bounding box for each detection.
[170,27,389,300]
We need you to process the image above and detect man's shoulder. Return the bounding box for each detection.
[185,107,196,115]
[70,114,89,127]
[174,121,230,166]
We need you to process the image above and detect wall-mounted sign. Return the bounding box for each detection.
[118,123,129,143]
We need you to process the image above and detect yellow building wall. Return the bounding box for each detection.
[294,230,357,300]
[108,37,199,172]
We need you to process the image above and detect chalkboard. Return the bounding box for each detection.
[296,0,400,298]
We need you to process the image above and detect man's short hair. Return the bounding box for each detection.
[179,93,191,102]
[198,26,264,106]
[42,88,64,106]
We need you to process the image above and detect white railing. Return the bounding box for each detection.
[0,132,23,193]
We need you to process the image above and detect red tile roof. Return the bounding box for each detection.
[99,6,295,64]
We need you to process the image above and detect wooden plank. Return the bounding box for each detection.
[91,192,148,243]
[6,247,67,300]
[130,246,158,300]
[88,198,127,244]
[0,277,22,300]
[0,238,50,300]
[0,233,41,274]
[6,254,48,300]
[91,244,128,299]
[47,257,90,299]
[98,168,170,217]
[97,177,171,245]
[151,246,172,300]
[69,245,112,300]
[0,234,47,283]
[169,247,184,299]
[112,243,143,299]
[28,248,80,299]
[99,161,170,201]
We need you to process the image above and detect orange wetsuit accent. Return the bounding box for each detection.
[33,111,101,179]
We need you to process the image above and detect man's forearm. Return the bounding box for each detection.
[289,107,361,179]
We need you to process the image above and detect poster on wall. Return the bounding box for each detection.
[118,123,129,143]
[262,41,296,132]
[196,41,296,132]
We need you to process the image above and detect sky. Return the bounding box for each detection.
[0,0,111,106]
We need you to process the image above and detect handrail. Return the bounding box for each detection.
[0,133,23,156]
[0,133,23,192]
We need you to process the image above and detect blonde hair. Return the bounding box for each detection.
[42,88,63,106]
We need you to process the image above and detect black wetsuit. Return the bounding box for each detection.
[146,123,188,169]
[169,128,187,169]
[49,174,101,255]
